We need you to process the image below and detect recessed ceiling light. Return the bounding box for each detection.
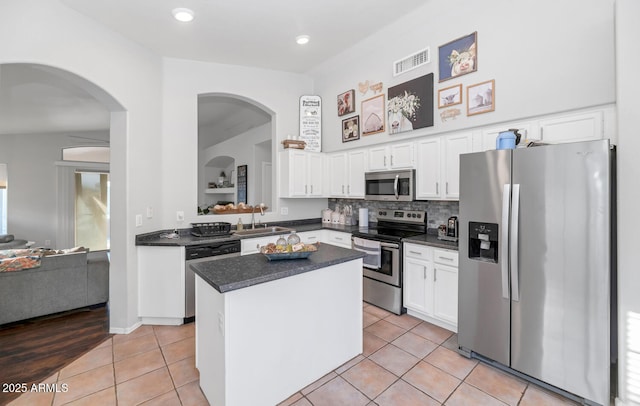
[172,8,195,22]
[296,35,310,45]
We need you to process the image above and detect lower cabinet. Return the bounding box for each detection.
[403,243,458,332]
[241,234,289,255]
[138,245,186,325]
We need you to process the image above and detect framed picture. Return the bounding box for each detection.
[361,94,385,136]
[438,84,463,108]
[337,89,355,116]
[467,79,495,116]
[342,116,360,143]
[438,32,477,82]
[387,73,434,134]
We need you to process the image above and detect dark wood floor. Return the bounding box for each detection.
[0,305,111,405]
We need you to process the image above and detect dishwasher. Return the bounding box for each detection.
[184,239,241,322]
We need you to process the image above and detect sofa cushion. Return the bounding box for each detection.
[0,234,14,243]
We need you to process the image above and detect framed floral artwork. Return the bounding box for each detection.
[467,79,495,116]
[438,32,477,82]
[387,73,434,134]
[438,84,462,108]
[342,116,360,142]
[361,94,385,136]
[337,89,355,116]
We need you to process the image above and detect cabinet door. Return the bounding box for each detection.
[297,230,324,245]
[328,153,347,197]
[444,133,472,200]
[416,138,442,199]
[368,146,389,171]
[138,246,185,318]
[539,111,603,144]
[433,263,458,327]
[289,151,309,197]
[347,150,366,198]
[403,257,432,314]
[241,235,287,255]
[390,143,414,169]
[307,153,324,196]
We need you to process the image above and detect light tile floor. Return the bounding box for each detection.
[9,303,580,405]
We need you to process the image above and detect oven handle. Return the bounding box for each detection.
[352,238,399,250]
[394,174,399,200]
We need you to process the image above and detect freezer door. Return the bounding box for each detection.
[510,140,611,405]
[458,149,511,366]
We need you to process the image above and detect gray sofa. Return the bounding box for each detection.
[0,250,109,325]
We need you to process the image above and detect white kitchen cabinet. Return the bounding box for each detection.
[241,234,288,255]
[325,230,352,249]
[296,230,324,245]
[403,243,458,332]
[539,110,603,144]
[367,142,414,171]
[443,133,472,200]
[415,133,471,201]
[327,150,366,198]
[415,138,442,199]
[138,245,185,325]
[279,150,324,197]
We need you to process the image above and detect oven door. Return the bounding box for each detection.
[354,239,401,287]
[365,170,414,202]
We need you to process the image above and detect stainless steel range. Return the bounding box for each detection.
[351,209,427,315]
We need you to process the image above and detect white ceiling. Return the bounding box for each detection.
[1,0,428,140]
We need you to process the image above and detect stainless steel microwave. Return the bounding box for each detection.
[365,170,415,201]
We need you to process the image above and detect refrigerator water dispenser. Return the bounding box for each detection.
[468,221,498,262]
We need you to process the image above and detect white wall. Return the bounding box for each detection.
[0,130,108,248]
[311,0,615,152]
[615,1,640,404]
[161,58,328,228]
[0,0,164,332]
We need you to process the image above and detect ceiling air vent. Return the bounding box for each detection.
[393,47,430,76]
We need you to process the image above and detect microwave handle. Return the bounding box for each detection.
[394,174,399,200]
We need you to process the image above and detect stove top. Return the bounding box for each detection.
[352,209,427,243]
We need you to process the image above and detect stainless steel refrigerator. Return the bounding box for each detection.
[458,140,616,406]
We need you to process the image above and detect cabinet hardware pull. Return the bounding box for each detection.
[342,185,345,194]
[335,237,343,241]
[384,156,387,167]
[310,185,313,194]
[409,251,422,256]
[438,256,454,261]
[305,185,308,194]
[446,182,449,194]
[436,182,439,194]
[423,266,427,279]
[347,185,350,194]
[434,269,437,282]
[391,155,394,166]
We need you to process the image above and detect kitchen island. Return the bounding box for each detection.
[191,243,365,406]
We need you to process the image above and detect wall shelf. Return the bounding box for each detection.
[205,187,235,194]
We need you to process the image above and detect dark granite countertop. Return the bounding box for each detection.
[403,233,459,251]
[191,243,365,293]
[135,219,360,247]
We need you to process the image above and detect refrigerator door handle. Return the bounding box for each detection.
[510,184,520,302]
[501,184,510,299]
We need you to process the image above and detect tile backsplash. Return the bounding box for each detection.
[328,198,459,230]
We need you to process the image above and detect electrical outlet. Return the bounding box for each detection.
[280,207,288,215]
[135,214,143,227]
[146,206,153,218]
[176,211,184,221]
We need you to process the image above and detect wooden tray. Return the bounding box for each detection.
[281,139,306,149]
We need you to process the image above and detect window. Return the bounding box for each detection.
[74,171,110,251]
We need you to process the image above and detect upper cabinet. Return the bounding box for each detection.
[327,150,366,198]
[416,133,471,201]
[279,150,324,198]
[539,111,603,144]
[367,142,414,171]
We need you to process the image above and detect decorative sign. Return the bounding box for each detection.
[299,95,322,152]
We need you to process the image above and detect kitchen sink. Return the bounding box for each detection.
[233,226,295,237]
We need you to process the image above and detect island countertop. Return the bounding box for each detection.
[191,243,365,293]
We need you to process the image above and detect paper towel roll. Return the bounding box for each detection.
[359,208,369,228]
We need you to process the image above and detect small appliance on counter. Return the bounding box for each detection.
[322,209,333,223]
[438,216,459,242]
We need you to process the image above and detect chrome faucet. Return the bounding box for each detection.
[251,209,256,229]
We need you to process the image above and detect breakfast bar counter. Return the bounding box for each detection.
[192,244,364,406]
